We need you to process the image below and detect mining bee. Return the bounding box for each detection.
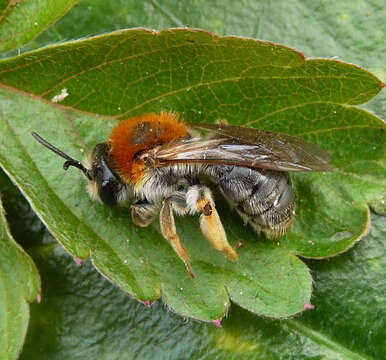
[32,112,332,278]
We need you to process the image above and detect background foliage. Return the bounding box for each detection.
[0,0,385,359]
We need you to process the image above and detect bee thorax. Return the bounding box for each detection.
[135,164,202,204]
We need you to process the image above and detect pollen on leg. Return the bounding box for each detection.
[160,198,195,278]
[186,185,239,261]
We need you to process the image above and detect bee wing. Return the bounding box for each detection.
[154,123,333,172]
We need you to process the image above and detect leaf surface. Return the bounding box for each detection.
[0,196,40,360]
[0,0,384,357]
[15,209,385,360]
[0,0,77,53]
[0,29,384,321]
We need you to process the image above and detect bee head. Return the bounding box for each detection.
[32,132,129,206]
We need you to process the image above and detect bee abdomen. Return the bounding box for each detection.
[206,165,295,238]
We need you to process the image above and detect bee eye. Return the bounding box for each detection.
[90,144,124,206]
[99,177,121,206]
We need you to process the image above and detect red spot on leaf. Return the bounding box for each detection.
[212,319,222,327]
[144,300,153,308]
[304,302,315,310]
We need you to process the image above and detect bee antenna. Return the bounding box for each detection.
[31,132,92,180]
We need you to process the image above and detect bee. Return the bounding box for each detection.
[32,112,332,278]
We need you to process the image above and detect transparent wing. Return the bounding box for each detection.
[153,124,333,172]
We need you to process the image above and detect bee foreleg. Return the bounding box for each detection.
[160,197,195,278]
[131,201,159,227]
[186,186,238,261]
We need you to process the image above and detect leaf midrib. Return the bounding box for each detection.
[286,319,371,360]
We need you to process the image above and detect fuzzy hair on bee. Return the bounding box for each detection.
[32,111,332,278]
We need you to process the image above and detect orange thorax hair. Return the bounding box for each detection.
[109,112,188,184]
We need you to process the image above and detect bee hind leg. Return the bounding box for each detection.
[159,186,238,278]
[186,185,238,261]
[160,195,195,278]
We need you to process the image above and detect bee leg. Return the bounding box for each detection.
[160,197,195,278]
[131,201,159,227]
[186,186,238,261]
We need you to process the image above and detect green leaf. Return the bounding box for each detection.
[18,212,385,359]
[0,0,384,358]
[214,213,386,359]
[0,0,77,53]
[0,195,41,360]
[0,29,384,322]
[0,86,311,321]
[0,29,382,113]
